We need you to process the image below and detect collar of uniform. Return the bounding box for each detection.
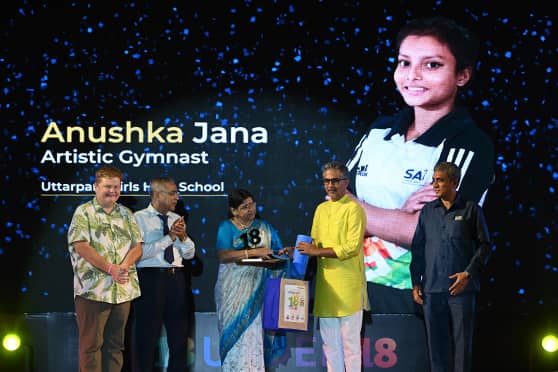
[433,192,466,210]
[384,106,471,145]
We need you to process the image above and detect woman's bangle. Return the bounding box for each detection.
[244,249,248,259]
[107,263,113,275]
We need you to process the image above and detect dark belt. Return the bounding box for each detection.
[137,267,183,274]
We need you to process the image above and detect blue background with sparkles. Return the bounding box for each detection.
[0,0,556,341]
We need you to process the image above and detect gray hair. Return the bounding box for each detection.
[322,161,349,178]
[150,176,176,196]
[434,162,461,185]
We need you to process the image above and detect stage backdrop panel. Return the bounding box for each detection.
[23,312,428,372]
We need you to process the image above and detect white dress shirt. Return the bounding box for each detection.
[134,204,195,267]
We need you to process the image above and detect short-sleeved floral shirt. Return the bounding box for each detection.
[68,198,142,304]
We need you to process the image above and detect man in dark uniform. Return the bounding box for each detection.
[410,161,491,372]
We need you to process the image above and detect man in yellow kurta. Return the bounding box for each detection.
[296,160,368,372]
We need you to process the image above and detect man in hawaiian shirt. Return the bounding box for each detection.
[68,166,143,372]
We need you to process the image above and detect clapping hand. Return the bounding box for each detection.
[171,217,187,241]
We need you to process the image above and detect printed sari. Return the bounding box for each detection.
[215,219,288,370]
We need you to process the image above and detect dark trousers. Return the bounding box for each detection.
[131,268,189,372]
[75,296,131,372]
[423,292,476,372]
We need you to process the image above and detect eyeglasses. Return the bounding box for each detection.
[160,190,180,197]
[322,178,347,185]
[238,201,256,211]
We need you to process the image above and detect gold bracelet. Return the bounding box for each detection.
[244,249,248,259]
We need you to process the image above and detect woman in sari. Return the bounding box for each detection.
[214,188,289,371]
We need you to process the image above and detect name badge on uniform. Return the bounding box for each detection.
[454,215,463,221]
